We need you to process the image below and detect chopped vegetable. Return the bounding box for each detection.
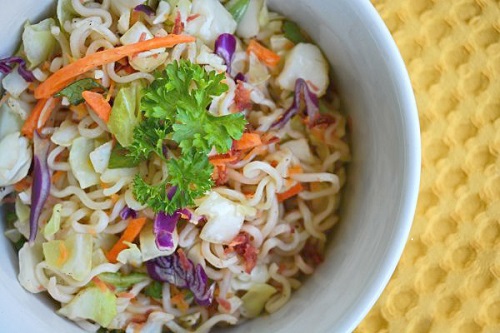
[247,39,280,67]
[108,143,141,169]
[106,217,147,263]
[107,81,145,147]
[34,34,196,99]
[214,33,237,73]
[43,203,62,238]
[196,191,255,244]
[126,118,170,163]
[116,241,143,267]
[234,132,262,151]
[58,286,117,327]
[29,132,51,244]
[99,272,148,290]
[225,0,250,23]
[0,131,32,187]
[272,78,320,129]
[69,137,100,189]
[153,211,181,251]
[119,206,137,220]
[235,0,263,38]
[54,78,106,105]
[277,182,303,202]
[18,241,44,293]
[21,98,59,138]
[146,250,215,306]
[282,20,309,44]
[0,57,36,82]
[140,221,178,261]
[144,281,163,299]
[82,91,112,122]
[22,18,57,68]
[240,283,277,318]
[89,141,113,174]
[228,232,257,273]
[134,4,155,16]
[43,233,93,281]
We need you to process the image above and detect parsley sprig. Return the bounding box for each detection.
[129,60,246,214]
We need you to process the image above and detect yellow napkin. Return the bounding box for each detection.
[357,0,500,332]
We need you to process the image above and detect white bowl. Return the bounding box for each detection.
[0,0,420,332]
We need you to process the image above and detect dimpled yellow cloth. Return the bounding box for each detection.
[356,0,500,332]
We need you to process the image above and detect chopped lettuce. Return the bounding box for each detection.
[57,0,78,32]
[18,241,44,293]
[99,272,148,289]
[196,191,255,244]
[116,241,143,267]
[107,81,144,147]
[59,286,117,327]
[42,233,93,281]
[225,0,250,23]
[89,141,113,174]
[0,104,23,140]
[69,137,100,189]
[22,19,57,68]
[0,131,32,187]
[43,203,62,238]
[50,119,79,147]
[235,0,263,38]
[240,283,277,318]
[2,70,30,97]
[144,280,163,299]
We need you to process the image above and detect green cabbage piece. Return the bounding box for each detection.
[98,272,148,290]
[57,0,78,32]
[107,81,144,147]
[240,283,277,318]
[69,137,100,189]
[43,203,62,238]
[22,18,57,68]
[58,286,117,327]
[42,233,93,281]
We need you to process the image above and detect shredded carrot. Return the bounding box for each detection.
[21,98,48,138]
[111,194,120,204]
[106,217,147,263]
[35,35,195,99]
[234,132,262,151]
[171,292,189,312]
[277,182,304,202]
[92,277,108,293]
[287,165,303,176]
[247,39,281,67]
[38,97,61,129]
[106,80,115,102]
[82,90,112,122]
[208,153,239,166]
[14,178,31,192]
[52,170,65,184]
[117,292,135,299]
[57,242,69,267]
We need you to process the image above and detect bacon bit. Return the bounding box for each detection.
[57,242,69,266]
[311,114,336,128]
[208,152,239,166]
[92,276,108,293]
[52,170,65,184]
[227,232,258,274]
[261,134,280,145]
[234,81,252,111]
[277,182,304,202]
[187,14,200,22]
[14,177,31,192]
[172,11,184,35]
[301,240,324,267]
[212,164,229,186]
[130,314,148,324]
[217,297,231,312]
[270,160,278,168]
[177,248,192,271]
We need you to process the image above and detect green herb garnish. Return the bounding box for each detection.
[55,78,106,105]
[144,281,163,299]
[129,60,247,213]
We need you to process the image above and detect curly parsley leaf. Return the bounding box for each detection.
[127,118,171,163]
[55,78,106,105]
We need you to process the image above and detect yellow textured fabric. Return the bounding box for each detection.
[356,0,500,332]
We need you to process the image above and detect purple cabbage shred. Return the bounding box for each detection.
[214,33,237,73]
[119,206,137,220]
[29,132,51,244]
[146,250,215,306]
[153,209,191,251]
[271,78,320,129]
[134,4,155,16]
[0,56,36,82]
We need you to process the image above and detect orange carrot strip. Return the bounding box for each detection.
[287,165,303,176]
[277,183,304,202]
[14,178,31,192]
[52,170,65,184]
[106,217,147,263]
[82,91,112,122]
[234,133,262,151]
[208,153,239,166]
[57,242,69,266]
[92,277,108,293]
[247,39,281,67]
[21,98,48,138]
[35,35,196,99]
